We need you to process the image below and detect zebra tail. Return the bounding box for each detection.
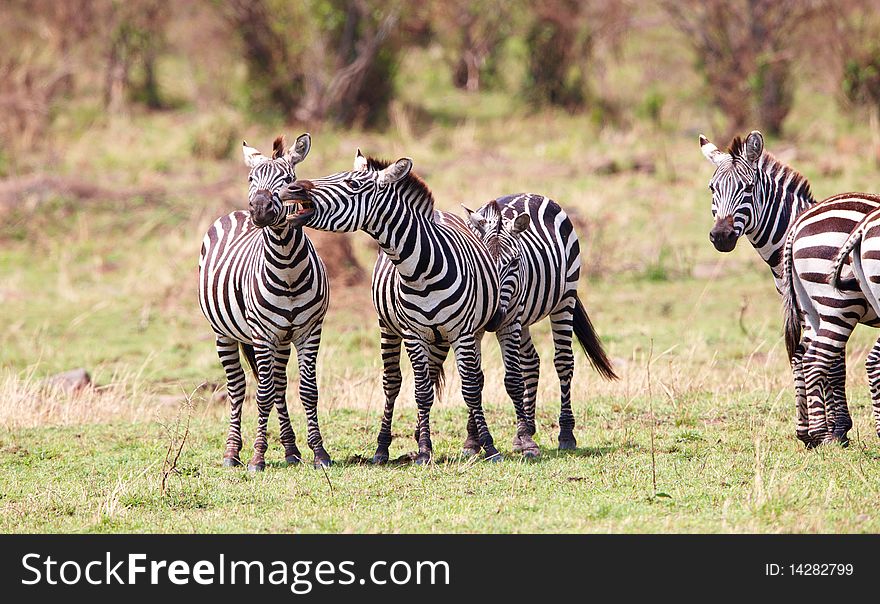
[829,219,866,292]
[240,343,259,377]
[782,227,802,361]
[433,363,446,402]
[572,296,619,381]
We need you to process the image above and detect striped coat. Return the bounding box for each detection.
[464,194,617,456]
[198,134,331,471]
[282,152,502,464]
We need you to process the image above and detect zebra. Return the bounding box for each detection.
[828,207,880,438]
[281,151,503,464]
[198,133,332,471]
[462,195,618,457]
[700,129,880,446]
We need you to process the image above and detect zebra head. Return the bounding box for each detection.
[242,133,311,229]
[464,201,530,330]
[700,130,764,252]
[282,149,415,232]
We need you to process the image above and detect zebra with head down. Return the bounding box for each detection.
[198,134,332,471]
[463,195,617,457]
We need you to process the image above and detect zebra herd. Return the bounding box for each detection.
[198,134,616,469]
[198,126,880,472]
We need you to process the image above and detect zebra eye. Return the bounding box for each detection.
[344,178,358,189]
[284,175,293,184]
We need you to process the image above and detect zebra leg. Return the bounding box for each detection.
[519,327,540,439]
[404,337,435,464]
[828,354,851,445]
[453,334,501,461]
[295,328,331,468]
[458,339,484,457]
[497,322,538,457]
[374,324,402,465]
[791,341,812,447]
[802,336,838,447]
[424,343,451,444]
[217,336,246,467]
[248,342,277,472]
[866,337,880,439]
[272,343,303,465]
[550,304,578,450]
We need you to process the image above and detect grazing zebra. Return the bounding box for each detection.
[462,195,618,457]
[828,207,880,437]
[282,151,502,464]
[700,129,879,446]
[198,134,332,471]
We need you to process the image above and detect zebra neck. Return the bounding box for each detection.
[260,224,309,282]
[367,212,442,283]
[748,154,816,287]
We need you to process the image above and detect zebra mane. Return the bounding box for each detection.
[365,156,435,212]
[272,136,285,159]
[760,150,815,203]
[727,136,745,157]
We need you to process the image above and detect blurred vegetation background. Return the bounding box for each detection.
[3,0,880,175]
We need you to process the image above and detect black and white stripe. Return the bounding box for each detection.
[463,195,617,457]
[282,151,502,464]
[700,130,878,447]
[198,134,331,471]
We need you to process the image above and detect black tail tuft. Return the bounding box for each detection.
[572,296,618,380]
[240,343,259,377]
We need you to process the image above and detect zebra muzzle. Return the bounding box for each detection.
[283,198,315,226]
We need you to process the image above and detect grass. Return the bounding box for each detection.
[5,42,880,533]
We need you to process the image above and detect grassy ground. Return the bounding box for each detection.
[4,43,880,533]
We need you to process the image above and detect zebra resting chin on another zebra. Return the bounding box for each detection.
[198,134,332,471]
[700,129,880,447]
[462,195,617,457]
[281,151,503,464]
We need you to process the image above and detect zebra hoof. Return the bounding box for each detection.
[511,435,523,453]
[247,461,265,473]
[461,447,480,458]
[414,452,432,465]
[372,453,389,465]
[483,451,503,463]
[313,457,332,469]
[558,438,577,451]
[222,456,242,468]
[285,454,302,465]
[831,433,850,448]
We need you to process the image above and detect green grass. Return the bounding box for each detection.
[3,393,880,533]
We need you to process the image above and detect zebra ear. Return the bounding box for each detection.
[699,134,726,166]
[462,204,487,233]
[377,158,413,187]
[286,133,311,166]
[243,141,268,168]
[354,148,368,171]
[510,213,530,235]
[745,130,764,163]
